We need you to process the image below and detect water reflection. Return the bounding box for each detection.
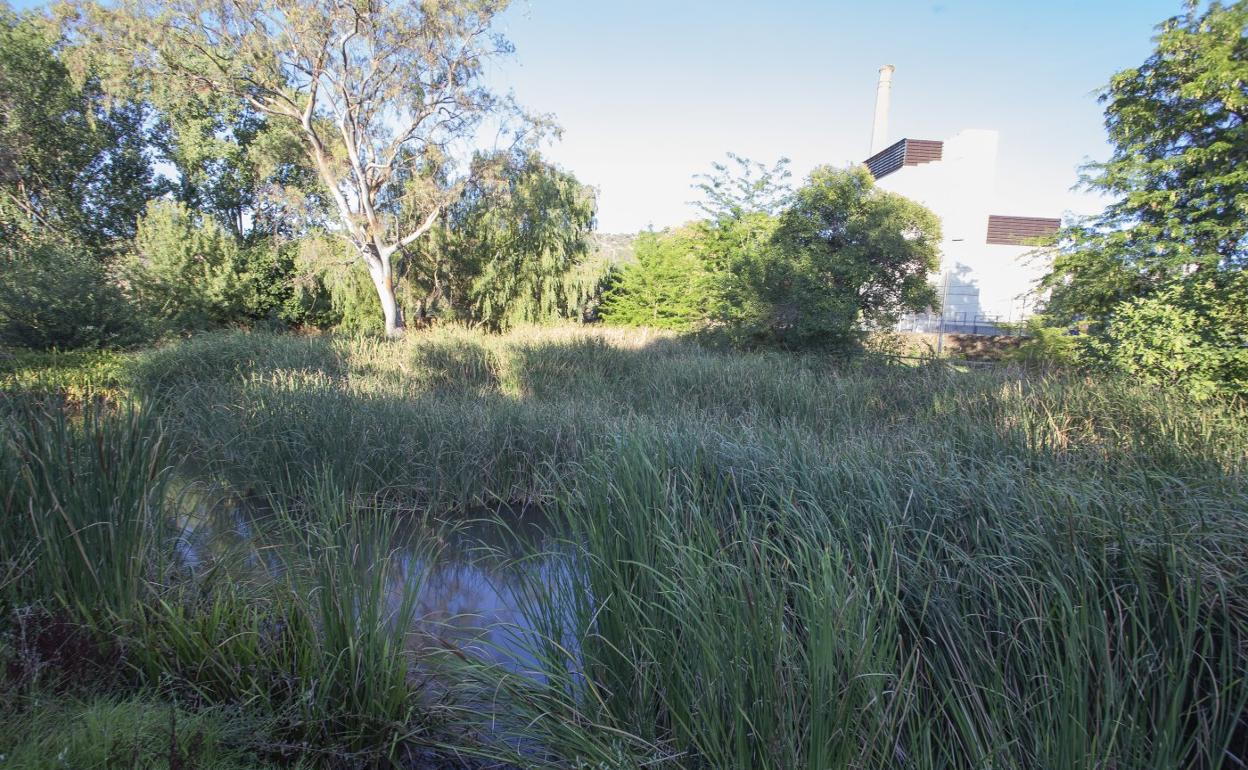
[176,486,558,673]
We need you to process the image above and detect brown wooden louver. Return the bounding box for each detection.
[985,215,1061,246]
[864,139,944,180]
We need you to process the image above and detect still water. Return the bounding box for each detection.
[174,488,564,674]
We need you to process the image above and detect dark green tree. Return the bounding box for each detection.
[723,166,940,349]
[0,8,159,254]
[600,225,717,331]
[1039,0,1248,395]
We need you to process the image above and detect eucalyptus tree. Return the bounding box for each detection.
[90,0,522,335]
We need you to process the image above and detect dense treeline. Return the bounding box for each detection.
[0,2,607,346]
[1,0,1245,389]
[600,160,942,350]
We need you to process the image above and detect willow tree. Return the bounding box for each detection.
[90,0,517,335]
[434,150,596,330]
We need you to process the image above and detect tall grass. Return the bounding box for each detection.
[466,431,1247,768]
[6,325,1248,767]
[0,394,170,617]
[128,478,443,763]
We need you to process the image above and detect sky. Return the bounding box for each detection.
[10,0,1183,233]
[487,0,1182,233]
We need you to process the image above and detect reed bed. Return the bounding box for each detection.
[3,325,1246,768]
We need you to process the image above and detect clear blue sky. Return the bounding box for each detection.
[488,0,1181,232]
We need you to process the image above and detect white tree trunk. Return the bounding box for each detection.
[368,264,405,338]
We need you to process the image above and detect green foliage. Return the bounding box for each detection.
[89,0,527,334]
[748,165,940,349]
[603,163,940,351]
[289,233,394,334]
[439,152,598,331]
[0,9,159,254]
[0,240,143,350]
[600,226,717,330]
[1094,274,1248,397]
[0,348,128,397]
[1009,317,1082,367]
[155,93,314,240]
[1040,1,1248,394]
[0,696,287,770]
[124,200,253,330]
[692,152,793,219]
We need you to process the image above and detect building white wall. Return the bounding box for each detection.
[874,129,1048,326]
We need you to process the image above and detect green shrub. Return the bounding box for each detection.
[1009,318,1083,367]
[0,241,143,350]
[599,226,717,331]
[125,200,253,331]
[1095,279,1248,398]
[737,166,940,350]
[0,695,285,770]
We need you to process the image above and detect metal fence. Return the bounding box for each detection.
[898,311,1029,338]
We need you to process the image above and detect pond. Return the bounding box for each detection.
[174,486,566,677]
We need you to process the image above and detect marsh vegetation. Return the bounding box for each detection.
[3,326,1246,768]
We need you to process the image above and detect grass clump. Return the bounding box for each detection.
[0,695,293,770]
[0,394,170,618]
[125,480,447,765]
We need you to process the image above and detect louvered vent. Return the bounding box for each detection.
[985,215,1060,246]
[864,139,944,180]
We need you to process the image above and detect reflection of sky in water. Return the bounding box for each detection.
[178,491,567,677]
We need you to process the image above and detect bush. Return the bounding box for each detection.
[739,166,940,350]
[0,241,143,350]
[1009,318,1083,367]
[599,226,717,331]
[124,200,253,331]
[1095,278,1248,398]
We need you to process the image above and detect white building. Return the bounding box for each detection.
[863,66,1059,334]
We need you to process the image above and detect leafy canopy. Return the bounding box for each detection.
[1042,0,1248,322]
[729,165,940,349]
[85,0,531,334]
[604,160,942,351]
[1038,0,1248,396]
[0,8,158,254]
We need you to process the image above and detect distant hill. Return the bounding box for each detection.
[587,232,637,266]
